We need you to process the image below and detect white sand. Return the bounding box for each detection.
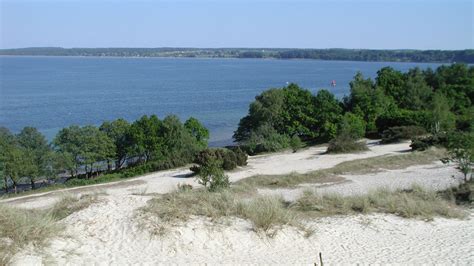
[4,141,474,264]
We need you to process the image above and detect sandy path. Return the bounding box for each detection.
[6,140,474,264]
[3,140,410,209]
[259,161,463,201]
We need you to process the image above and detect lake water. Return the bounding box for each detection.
[0,56,441,146]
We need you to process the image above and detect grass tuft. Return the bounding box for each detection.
[0,193,101,264]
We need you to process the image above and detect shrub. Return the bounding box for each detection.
[191,148,248,174]
[326,134,368,154]
[196,158,230,192]
[381,126,427,144]
[290,135,303,152]
[410,134,448,151]
[229,146,248,166]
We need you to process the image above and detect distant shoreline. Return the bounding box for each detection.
[1,47,472,63]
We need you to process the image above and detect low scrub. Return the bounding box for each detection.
[381,126,427,144]
[326,135,368,154]
[0,193,100,264]
[410,134,448,151]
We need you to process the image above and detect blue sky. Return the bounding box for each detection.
[0,0,472,49]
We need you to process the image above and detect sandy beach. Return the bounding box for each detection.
[3,141,473,265]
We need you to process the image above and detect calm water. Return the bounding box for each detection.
[0,56,441,146]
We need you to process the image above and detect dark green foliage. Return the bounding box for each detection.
[375,109,431,134]
[99,118,131,169]
[326,134,369,154]
[242,124,291,155]
[1,114,208,195]
[290,135,303,152]
[410,134,448,151]
[184,117,210,149]
[312,89,343,142]
[337,112,366,139]
[196,158,230,192]
[344,72,394,133]
[235,85,342,153]
[191,148,248,174]
[381,126,427,144]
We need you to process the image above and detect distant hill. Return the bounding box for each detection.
[1,47,473,63]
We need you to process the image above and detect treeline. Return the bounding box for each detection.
[234,63,474,154]
[1,47,473,63]
[0,115,210,193]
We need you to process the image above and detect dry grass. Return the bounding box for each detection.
[291,186,465,220]
[236,147,447,188]
[139,187,307,237]
[0,193,101,265]
[139,182,465,239]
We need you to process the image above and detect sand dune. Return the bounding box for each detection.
[5,141,474,264]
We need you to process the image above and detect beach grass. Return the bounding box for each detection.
[138,183,465,238]
[0,193,101,264]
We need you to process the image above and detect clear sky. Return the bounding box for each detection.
[0,0,472,50]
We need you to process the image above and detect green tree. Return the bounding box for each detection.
[337,112,366,139]
[429,92,456,134]
[127,115,164,163]
[0,127,15,192]
[17,127,52,189]
[312,89,343,142]
[400,68,433,110]
[281,83,317,138]
[100,118,131,169]
[376,67,405,103]
[184,117,209,149]
[345,72,394,133]
[234,88,285,142]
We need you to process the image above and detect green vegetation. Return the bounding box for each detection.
[0,115,209,194]
[1,47,473,63]
[190,147,248,174]
[326,134,368,154]
[381,126,427,144]
[235,63,473,155]
[0,193,100,264]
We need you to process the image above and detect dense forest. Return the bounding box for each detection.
[1,47,473,63]
[1,63,473,194]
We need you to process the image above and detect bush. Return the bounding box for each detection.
[191,148,248,174]
[326,134,368,154]
[196,158,230,192]
[381,126,427,144]
[229,146,248,166]
[290,135,303,152]
[410,134,448,151]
